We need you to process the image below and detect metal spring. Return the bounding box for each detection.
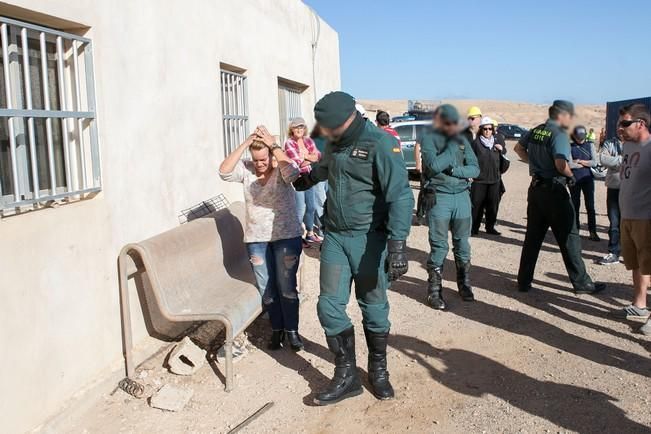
[118,377,145,399]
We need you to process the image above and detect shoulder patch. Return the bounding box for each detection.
[392,147,401,153]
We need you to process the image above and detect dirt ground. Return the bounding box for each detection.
[59,142,651,434]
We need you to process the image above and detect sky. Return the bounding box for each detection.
[304,0,651,104]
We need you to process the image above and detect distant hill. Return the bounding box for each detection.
[357,99,606,131]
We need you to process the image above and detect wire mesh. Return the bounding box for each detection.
[178,194,230,224]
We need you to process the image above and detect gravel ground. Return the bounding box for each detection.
[61,146,651,434]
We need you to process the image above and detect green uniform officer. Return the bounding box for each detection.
[514,100,605,294]
[419,104,480,310]
[293,92,414,405]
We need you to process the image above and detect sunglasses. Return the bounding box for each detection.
[468,116,481,121]
[443,121,458,127]
[481,127,494,131]
[618,119,641,128]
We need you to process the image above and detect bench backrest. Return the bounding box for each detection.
[137,201,256,316]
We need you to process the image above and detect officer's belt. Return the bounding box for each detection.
[531,175,567,187]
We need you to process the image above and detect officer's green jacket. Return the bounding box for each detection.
[307,116,414,241]
[420,127,480,193]
[518,118,571,179]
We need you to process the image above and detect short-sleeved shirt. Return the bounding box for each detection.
[220,160,302,243]
[619,139,651,220]
[519,119,570,179]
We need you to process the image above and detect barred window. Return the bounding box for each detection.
[0,17,100,213]
[278,82,303,143]
[220,69,248,156]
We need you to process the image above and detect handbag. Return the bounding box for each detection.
[499,153,510,174]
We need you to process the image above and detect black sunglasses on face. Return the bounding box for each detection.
[618,119,641,128]
[481,127,493,131]
[443,121,458,127]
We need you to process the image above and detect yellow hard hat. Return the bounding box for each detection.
[492,119,499,127]
[467,106,482,118]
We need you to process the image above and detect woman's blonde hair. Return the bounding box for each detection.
[249,140,267,152]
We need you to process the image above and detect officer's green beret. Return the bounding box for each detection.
[438,104,460,123]
[552,100,575,116]
[314,91,356,129]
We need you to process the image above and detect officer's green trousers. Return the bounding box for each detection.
[517,183,592,290]
[427,191,472,268]
[317,231,390,336]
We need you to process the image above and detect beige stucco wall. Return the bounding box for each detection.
[0,1,340,432]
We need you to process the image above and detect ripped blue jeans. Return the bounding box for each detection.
[246,237,302,331]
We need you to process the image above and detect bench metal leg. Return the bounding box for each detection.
[225,340,234,392]
[118,252,135,379]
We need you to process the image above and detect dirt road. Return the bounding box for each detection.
[61,144,651,433]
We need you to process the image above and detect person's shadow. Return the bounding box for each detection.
[390,334,650,433]
[246,319,371,406]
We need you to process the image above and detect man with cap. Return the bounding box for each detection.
[293,91,413,405]
[514,100,606,295]
[419,104,480,310]
[462,106,483,144]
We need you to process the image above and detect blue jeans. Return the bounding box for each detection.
[295,188,316,233]
[606,188,621,256]
[313,181,328,220]
[246,237,302,331]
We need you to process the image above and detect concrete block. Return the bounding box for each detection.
[149,385,193,412]
[167,336,206,376]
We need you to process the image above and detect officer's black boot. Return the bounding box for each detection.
[426,266,447,310]
[314,327,363,406]
[456,260,475,301]
[363,328,395,400]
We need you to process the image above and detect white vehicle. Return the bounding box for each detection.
[390,120,431,173]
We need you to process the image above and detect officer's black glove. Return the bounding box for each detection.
[386,240,408,282]
[293,174,316,191]
[422,185,437,213]
[566,176,577,188]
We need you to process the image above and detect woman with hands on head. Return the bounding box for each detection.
[219,125,305,351]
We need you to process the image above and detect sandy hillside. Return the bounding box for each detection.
[54,143,650,434]
[358,99,606,131]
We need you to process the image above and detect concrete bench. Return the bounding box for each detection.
[118,201,261,391]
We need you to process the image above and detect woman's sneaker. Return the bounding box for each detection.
[598,253,619,265]
[613,305,650,320]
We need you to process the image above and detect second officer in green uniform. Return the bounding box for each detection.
[514,100,605,294]
[294,92,413,405]
[420,104,480,310]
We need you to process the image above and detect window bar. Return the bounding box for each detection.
[72,40,87,189]
[56,36,73,192]
[1,23,20,201]
[20,27,39,199]
[244,77,249,136]
[40,31,57,195]
[83,42,100,187]
[220,72,227,156]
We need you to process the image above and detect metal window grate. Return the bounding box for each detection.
[220,69,248,156]
[0,16,101,212]
[178,194,230,224]
[278,84,302,143]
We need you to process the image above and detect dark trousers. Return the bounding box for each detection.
[606,188,621,256]
[569,177,596,233]
[517,182,593,290]
[471,181,501,232]
[416,174,426,218]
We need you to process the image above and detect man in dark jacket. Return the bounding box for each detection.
[293,91,413,405]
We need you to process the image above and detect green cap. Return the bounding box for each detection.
[552,100,575,116]
[437,104,460,123]
[314,91,356,129]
